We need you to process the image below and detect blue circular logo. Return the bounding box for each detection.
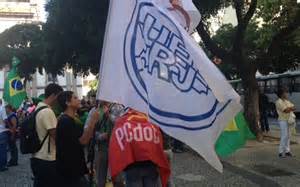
[11,79,23,91]
[124,2,230,130]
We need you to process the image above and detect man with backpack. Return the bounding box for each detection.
[30,83,63,187]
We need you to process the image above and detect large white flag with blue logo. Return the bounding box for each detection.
[97,0,242,172]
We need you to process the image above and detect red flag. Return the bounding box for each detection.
[109,110,170,187]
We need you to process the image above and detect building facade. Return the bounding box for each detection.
[0,0,44,32]
[0,0,92,99]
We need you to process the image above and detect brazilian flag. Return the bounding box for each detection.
[3,57,27,109]
[215,112,256,157]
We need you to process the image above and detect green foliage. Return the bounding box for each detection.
[294,29,300,47]
[44,0,109,75]
[193,0,231,21]
[88,80,98,91]
[201,0,300,76]
[0,24,45,78]
[256,0,299,27]
[213,24,235,51]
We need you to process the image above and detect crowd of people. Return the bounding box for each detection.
[0,82,297,187]
[0,83,187,187]
[0,100,19,171]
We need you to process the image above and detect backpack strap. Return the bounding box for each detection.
[34,106,50,153]
[34,106,48,115]
[39,132,49,150]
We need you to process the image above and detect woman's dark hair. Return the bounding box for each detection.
[45,83,63,98]
[277,87,288,98]
[57,91,74,111]
[5,104,15,112]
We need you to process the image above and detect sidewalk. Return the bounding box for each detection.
[264,118,300,144]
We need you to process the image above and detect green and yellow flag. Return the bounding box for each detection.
[3,57,27,109]
[215,112,255,157]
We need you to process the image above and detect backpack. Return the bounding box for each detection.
[20,106,49,154]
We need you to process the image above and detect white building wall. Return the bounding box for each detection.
[0,67,86,99]
[0,0,43,33]
[0,0,91,100]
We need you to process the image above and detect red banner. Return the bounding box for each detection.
[109,110,170,187]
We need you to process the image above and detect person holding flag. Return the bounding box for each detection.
[3,57,27,109]
[84,100,113,187]
[109,109,170,187]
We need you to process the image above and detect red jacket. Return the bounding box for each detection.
[109,110,170,187]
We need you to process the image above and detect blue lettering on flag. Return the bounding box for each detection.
[123,1,230,130]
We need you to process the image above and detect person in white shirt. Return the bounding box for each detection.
[30,84,63,187]
[275,87,296,158]
[0,99,8,172]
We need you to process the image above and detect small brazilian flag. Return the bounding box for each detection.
[215,112,256,157]
[3,57,27,109]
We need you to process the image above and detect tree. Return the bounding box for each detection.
[88,79,98,91]
[194,0,300,137]
[0,23,45,79]
[43,0,300,137]
[212,22,300,75]
[43,0,109,76]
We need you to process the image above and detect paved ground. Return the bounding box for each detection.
[1,141,300,187]
[0,153,32,187]
[1,121,300,187]
[172,141,300,187]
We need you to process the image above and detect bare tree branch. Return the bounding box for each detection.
[243,0,257,28]
[233,0,257,51]
[233,0,243,24]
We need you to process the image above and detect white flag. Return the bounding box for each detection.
[167,0,201,32]
[98,0,242,172]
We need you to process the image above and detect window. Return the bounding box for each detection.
[294,77,300,92]
[265,79,278,94]
[258,81,266,92]
[279,77,293,91]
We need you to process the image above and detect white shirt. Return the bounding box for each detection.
[32,102,57,161]
[275,98,295,121]
[0,105,8,133]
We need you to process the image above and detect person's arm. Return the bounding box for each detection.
[96,132,109,141]
[9,117,17,139]
[276,100,292,113]
[39,108,57,141]
[48,128,56,141]
[79,109,99,145]
[283,107,294,113]
[283,104,295,113]
[2,108,8,127]
[96,105,112,142]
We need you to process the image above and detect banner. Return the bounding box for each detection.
[3,57,27,109]
[109,110,170,187]
[215,112,256,157]
[98,0,241,172]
